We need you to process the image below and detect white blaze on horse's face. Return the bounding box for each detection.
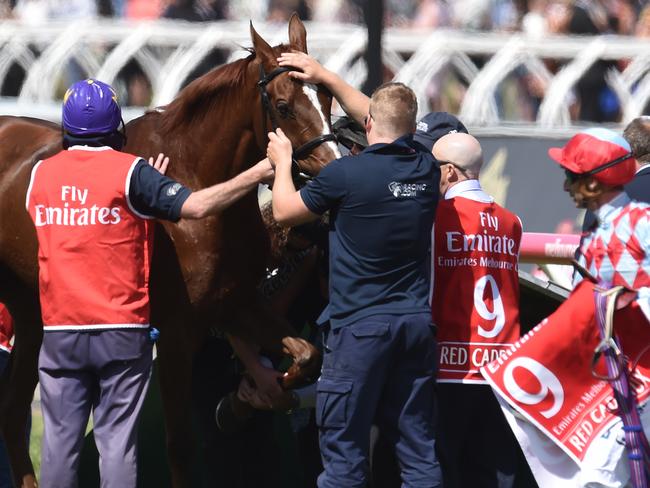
[302,83,341,160]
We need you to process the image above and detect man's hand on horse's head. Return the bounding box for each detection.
[267,128,293,170]
[277,51,326,85]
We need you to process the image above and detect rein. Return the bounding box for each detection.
[257,64,337,185]
[592,285,650,487]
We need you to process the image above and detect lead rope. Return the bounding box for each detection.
[593,285,650,487]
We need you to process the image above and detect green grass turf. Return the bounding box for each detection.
[29,400,42,478]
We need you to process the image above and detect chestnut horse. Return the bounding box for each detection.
[0,15,339,487]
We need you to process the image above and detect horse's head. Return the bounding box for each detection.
[250,14,341,179]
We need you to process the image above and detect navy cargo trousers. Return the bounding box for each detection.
[316,312,442,488]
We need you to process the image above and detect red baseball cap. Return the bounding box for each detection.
[548,128,636,186]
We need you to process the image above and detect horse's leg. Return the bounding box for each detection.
[156,319,199,488]
[148,223,206,488]
[0,292,42,488]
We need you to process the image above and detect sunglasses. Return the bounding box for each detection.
[438,159,468,174]
[564,169,582,184]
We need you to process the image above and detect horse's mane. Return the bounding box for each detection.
[160,48,256,133]
[160,44,292,133]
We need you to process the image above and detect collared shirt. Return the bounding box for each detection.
[574,191,650,320]
[444,179,494,203]
[582,165,650,231]
[300,135,440,328]
[442,179,521,227]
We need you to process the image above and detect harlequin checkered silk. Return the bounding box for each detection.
[574,192,650,322]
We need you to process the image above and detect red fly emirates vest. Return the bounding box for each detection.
[433,197,522,384]
[26,147,152,331]
[0,303,13,353]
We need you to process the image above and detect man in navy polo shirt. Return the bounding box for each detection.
[268,82,442,488]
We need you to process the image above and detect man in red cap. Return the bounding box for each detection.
[581,117,650,231]
[490,128,650,486]
[548,128,650,298]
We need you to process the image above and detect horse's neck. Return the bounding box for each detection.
[177,81,264,188]
[145,69,269,301]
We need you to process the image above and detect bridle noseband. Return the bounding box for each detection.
[257,64,338,184]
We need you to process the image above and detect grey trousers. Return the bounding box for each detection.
[38,329,152,488]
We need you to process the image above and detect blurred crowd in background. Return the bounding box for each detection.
[1,0,650,123]
[1,0,648,35]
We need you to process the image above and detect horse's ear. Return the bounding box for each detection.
[288,12,308,54]
[250,21,275,66]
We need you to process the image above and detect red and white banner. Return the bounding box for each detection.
[481,280,650,466]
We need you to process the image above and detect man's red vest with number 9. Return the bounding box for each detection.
[433,197,522,384]
[25,147,152,331]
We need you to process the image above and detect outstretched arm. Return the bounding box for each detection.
[179,158,274,219]
[129,155,273,221]
[277,51,370,125]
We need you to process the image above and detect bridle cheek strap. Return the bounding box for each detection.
[258,65,293,134]
[258,63,338,184]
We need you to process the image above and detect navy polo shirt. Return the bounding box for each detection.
[300,135,440,329]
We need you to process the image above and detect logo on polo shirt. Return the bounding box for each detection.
[388,181,428,198]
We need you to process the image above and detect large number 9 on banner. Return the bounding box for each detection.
[503,357,564,418]
[475,274,505,338]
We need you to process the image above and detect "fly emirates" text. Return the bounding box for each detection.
[33,185,122,226]
[445,212,516,256]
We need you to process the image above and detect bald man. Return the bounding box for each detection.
[431,133,523,488]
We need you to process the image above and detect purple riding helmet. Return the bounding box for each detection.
[62,79,122,135]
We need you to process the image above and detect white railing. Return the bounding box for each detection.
[2,18,650,132]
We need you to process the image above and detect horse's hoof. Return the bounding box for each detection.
[215,392,253,434]
[280,336,322,389]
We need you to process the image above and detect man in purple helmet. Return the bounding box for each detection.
[26,79,274,488]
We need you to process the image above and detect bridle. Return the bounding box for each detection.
[257,64,337,184]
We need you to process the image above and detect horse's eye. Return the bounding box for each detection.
[277,101,291,118]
